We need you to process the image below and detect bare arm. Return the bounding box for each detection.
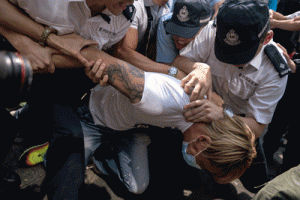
[116,40,187,79]
[52,46,145,103]
[270,18,300,31]
[241,117,267,139]
[0,0,45,41]
[0,0,97,66]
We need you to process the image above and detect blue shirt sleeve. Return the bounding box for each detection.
[156,13,178,64]
[268,0,277,11]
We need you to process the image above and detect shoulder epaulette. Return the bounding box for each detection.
[123,5,136,22]
[264,44,291,78]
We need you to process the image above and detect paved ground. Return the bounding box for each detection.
[2,135,258,200]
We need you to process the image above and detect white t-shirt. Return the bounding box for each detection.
[10,0,132,49]
[131,0,174,49]
[89,72,193,133]
[180,21,288,124]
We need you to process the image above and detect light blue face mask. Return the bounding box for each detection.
[182,139,204,169]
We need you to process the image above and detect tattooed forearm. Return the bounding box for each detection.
[104,62,145,103]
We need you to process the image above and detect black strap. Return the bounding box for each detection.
[139,6,153,56]
[99,13,111,24]
[123,5,135,22]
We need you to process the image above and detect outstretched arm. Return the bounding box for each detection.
[52,46,145,104]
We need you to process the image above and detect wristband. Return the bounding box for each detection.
[39,26,57,46]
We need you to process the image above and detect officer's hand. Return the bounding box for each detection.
[183,99,223,123]
[14,35,58,74]
[181,63,212,102]
[85,59,109,86]
[276,43,297,73]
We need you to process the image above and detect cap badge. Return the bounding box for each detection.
[224,29,241,46]
[177,6,189,22]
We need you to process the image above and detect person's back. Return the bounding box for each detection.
[90,72,193,131]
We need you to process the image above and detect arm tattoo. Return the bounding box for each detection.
[104,62,145,103]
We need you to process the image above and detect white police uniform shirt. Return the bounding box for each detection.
[9,0,91,35]
[131,0,175,49]
[10,0,132,50]
[89,72,193,133]
[80,9,132,50]
[156,0,222,63]
[180,21,288,124]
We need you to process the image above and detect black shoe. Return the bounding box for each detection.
[0,167,21,192]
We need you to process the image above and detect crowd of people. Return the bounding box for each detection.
[0,0,299,199]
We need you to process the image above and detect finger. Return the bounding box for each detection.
[75,53,92,68]
[190,83,201,102]
[48,47,60,55]
[185,110,207,122]
[91,59,103,74]
[180,75,190,88]
[48,62,55,73]
[84,61,95,74]
[206,87,212,100]
[100,75,109,86]
[183,77,197,95]
[183,100,204,111]
[94,62,106,83]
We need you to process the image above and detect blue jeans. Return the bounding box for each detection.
[77,104,151,194]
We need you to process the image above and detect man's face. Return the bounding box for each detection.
[172,28,202,51]
[152,0,169,6]
[172,35,196,51]
[105,0,134,16]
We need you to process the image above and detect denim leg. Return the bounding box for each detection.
[80,119,104,166]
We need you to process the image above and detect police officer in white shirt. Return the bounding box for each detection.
[117,0,174,62]
[173,0,288,139]
[126,0,174,53]
[172,0,289,192]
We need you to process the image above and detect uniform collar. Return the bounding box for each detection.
[247,47,263,71]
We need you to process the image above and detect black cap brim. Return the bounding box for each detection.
[165,21,202,38]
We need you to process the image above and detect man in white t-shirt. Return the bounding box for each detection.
[78,58,256,196]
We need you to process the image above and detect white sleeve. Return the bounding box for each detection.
[130,0,143,30]
[286,11,300,19]
[247,70,288,124]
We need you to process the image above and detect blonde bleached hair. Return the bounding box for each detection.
[202,115,257,172]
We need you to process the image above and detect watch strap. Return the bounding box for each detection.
[39,26,56,46]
